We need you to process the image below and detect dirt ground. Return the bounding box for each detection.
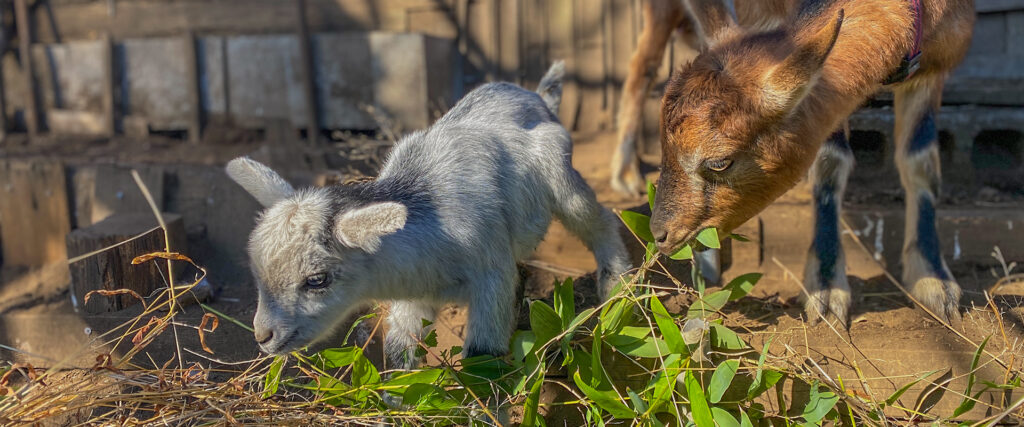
[1,128,1022,420]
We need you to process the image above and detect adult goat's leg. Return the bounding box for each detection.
[612,0,683,197]
[802,125,855,326]
[893,76,961,323]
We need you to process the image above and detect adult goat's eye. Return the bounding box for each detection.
[707,158,733,172]
[304,273,331,289]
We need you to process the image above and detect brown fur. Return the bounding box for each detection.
[650,0,974,253]
[612,0,799,196]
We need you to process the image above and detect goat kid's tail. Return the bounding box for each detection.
[536,60,565,116]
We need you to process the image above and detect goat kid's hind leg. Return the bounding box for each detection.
[802,126,855,327]
[894,77,961,323]
[384,300,437,371]
[553,168,631,300]
[612,0,684,197]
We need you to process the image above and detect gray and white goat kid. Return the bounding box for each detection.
[226,62,631,368]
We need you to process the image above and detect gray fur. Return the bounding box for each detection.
[228,63,631,366]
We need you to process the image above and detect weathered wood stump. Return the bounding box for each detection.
[66,213,186,313]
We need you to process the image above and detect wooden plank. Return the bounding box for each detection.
[183,31,203,144]
[14,0,38,139]
[295,0,321,144]
[976,0,1024,12]
[0,159,71,267]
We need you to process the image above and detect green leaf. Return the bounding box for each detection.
[262,356,285,398]
[573,370,636,419]
[404,383,458,411]
[512,330,536,363]
[709,360,740,404]
[650,297,686,354]
[318,347,362,369]
[695,228,721,249]
[748,369,784,400]
[683,371,714,427]
[351,351,380,387]
[553,278,576,330]
[723,273,761,301]
[521,369,546,426]
[620,210,655,243]
[711,407,741,427]
[567,308,596,334]
[616,336,672,358]
[670,245,693,260]
[600,298,633,335]
[886,370,939,406]
[687,290,731,319]
[383,369,444,389]
[802,382,839,424]
[710,324,748,351]
[423,329,438,347]
[627,388,649,414]
[740,408,754,427]
[729,233,751,242]
[953,336,990,417]
[530,300,563,347]
[647,181,656,211]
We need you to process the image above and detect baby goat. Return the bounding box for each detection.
[227,62,631,368]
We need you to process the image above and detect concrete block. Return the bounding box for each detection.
[313,33,374,129]
[225,34,304,128]
[32,40,107,113]
[119,38,192,130]
[46,109,109,135]
[371,32,454,132]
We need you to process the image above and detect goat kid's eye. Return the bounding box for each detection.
[707,158,733,172]
[304,273,331,289]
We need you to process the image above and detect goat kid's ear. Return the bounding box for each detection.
[761,9,844,115]
[334,202,407,253]
[226,157,296,207]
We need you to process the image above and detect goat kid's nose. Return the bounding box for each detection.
[254,328,274,344]
[650,224,668,244]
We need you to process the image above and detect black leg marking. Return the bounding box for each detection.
[463,344,507,359]
[916,194,949,280]
[908,108,937,154]
[813,182,840,287]
[825,129,852,152]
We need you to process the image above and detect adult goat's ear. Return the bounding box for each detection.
[334,202,407,253]
[225,157,295,207]
[761,9,844,115]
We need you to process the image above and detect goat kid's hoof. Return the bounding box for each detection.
[802,286,851,328]
[907,276,962,324]
[610,174,645,199]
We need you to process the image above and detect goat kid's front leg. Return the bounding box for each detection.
[384,300,437,371]
[462,266,518,359]
[894,78,961,323]
[802,127,854,327]
[612,0,683,197]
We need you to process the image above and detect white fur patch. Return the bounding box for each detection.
[335,202,408,253]
[226,157,295,207]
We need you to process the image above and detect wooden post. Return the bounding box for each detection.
[101,32,116,136]
[183,31,202,144]
[66,213,186,313]
[13,0,37,139]
[295,0,320,145]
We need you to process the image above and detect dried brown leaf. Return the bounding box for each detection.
[198,313,220,354]
[84,289,144,306]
